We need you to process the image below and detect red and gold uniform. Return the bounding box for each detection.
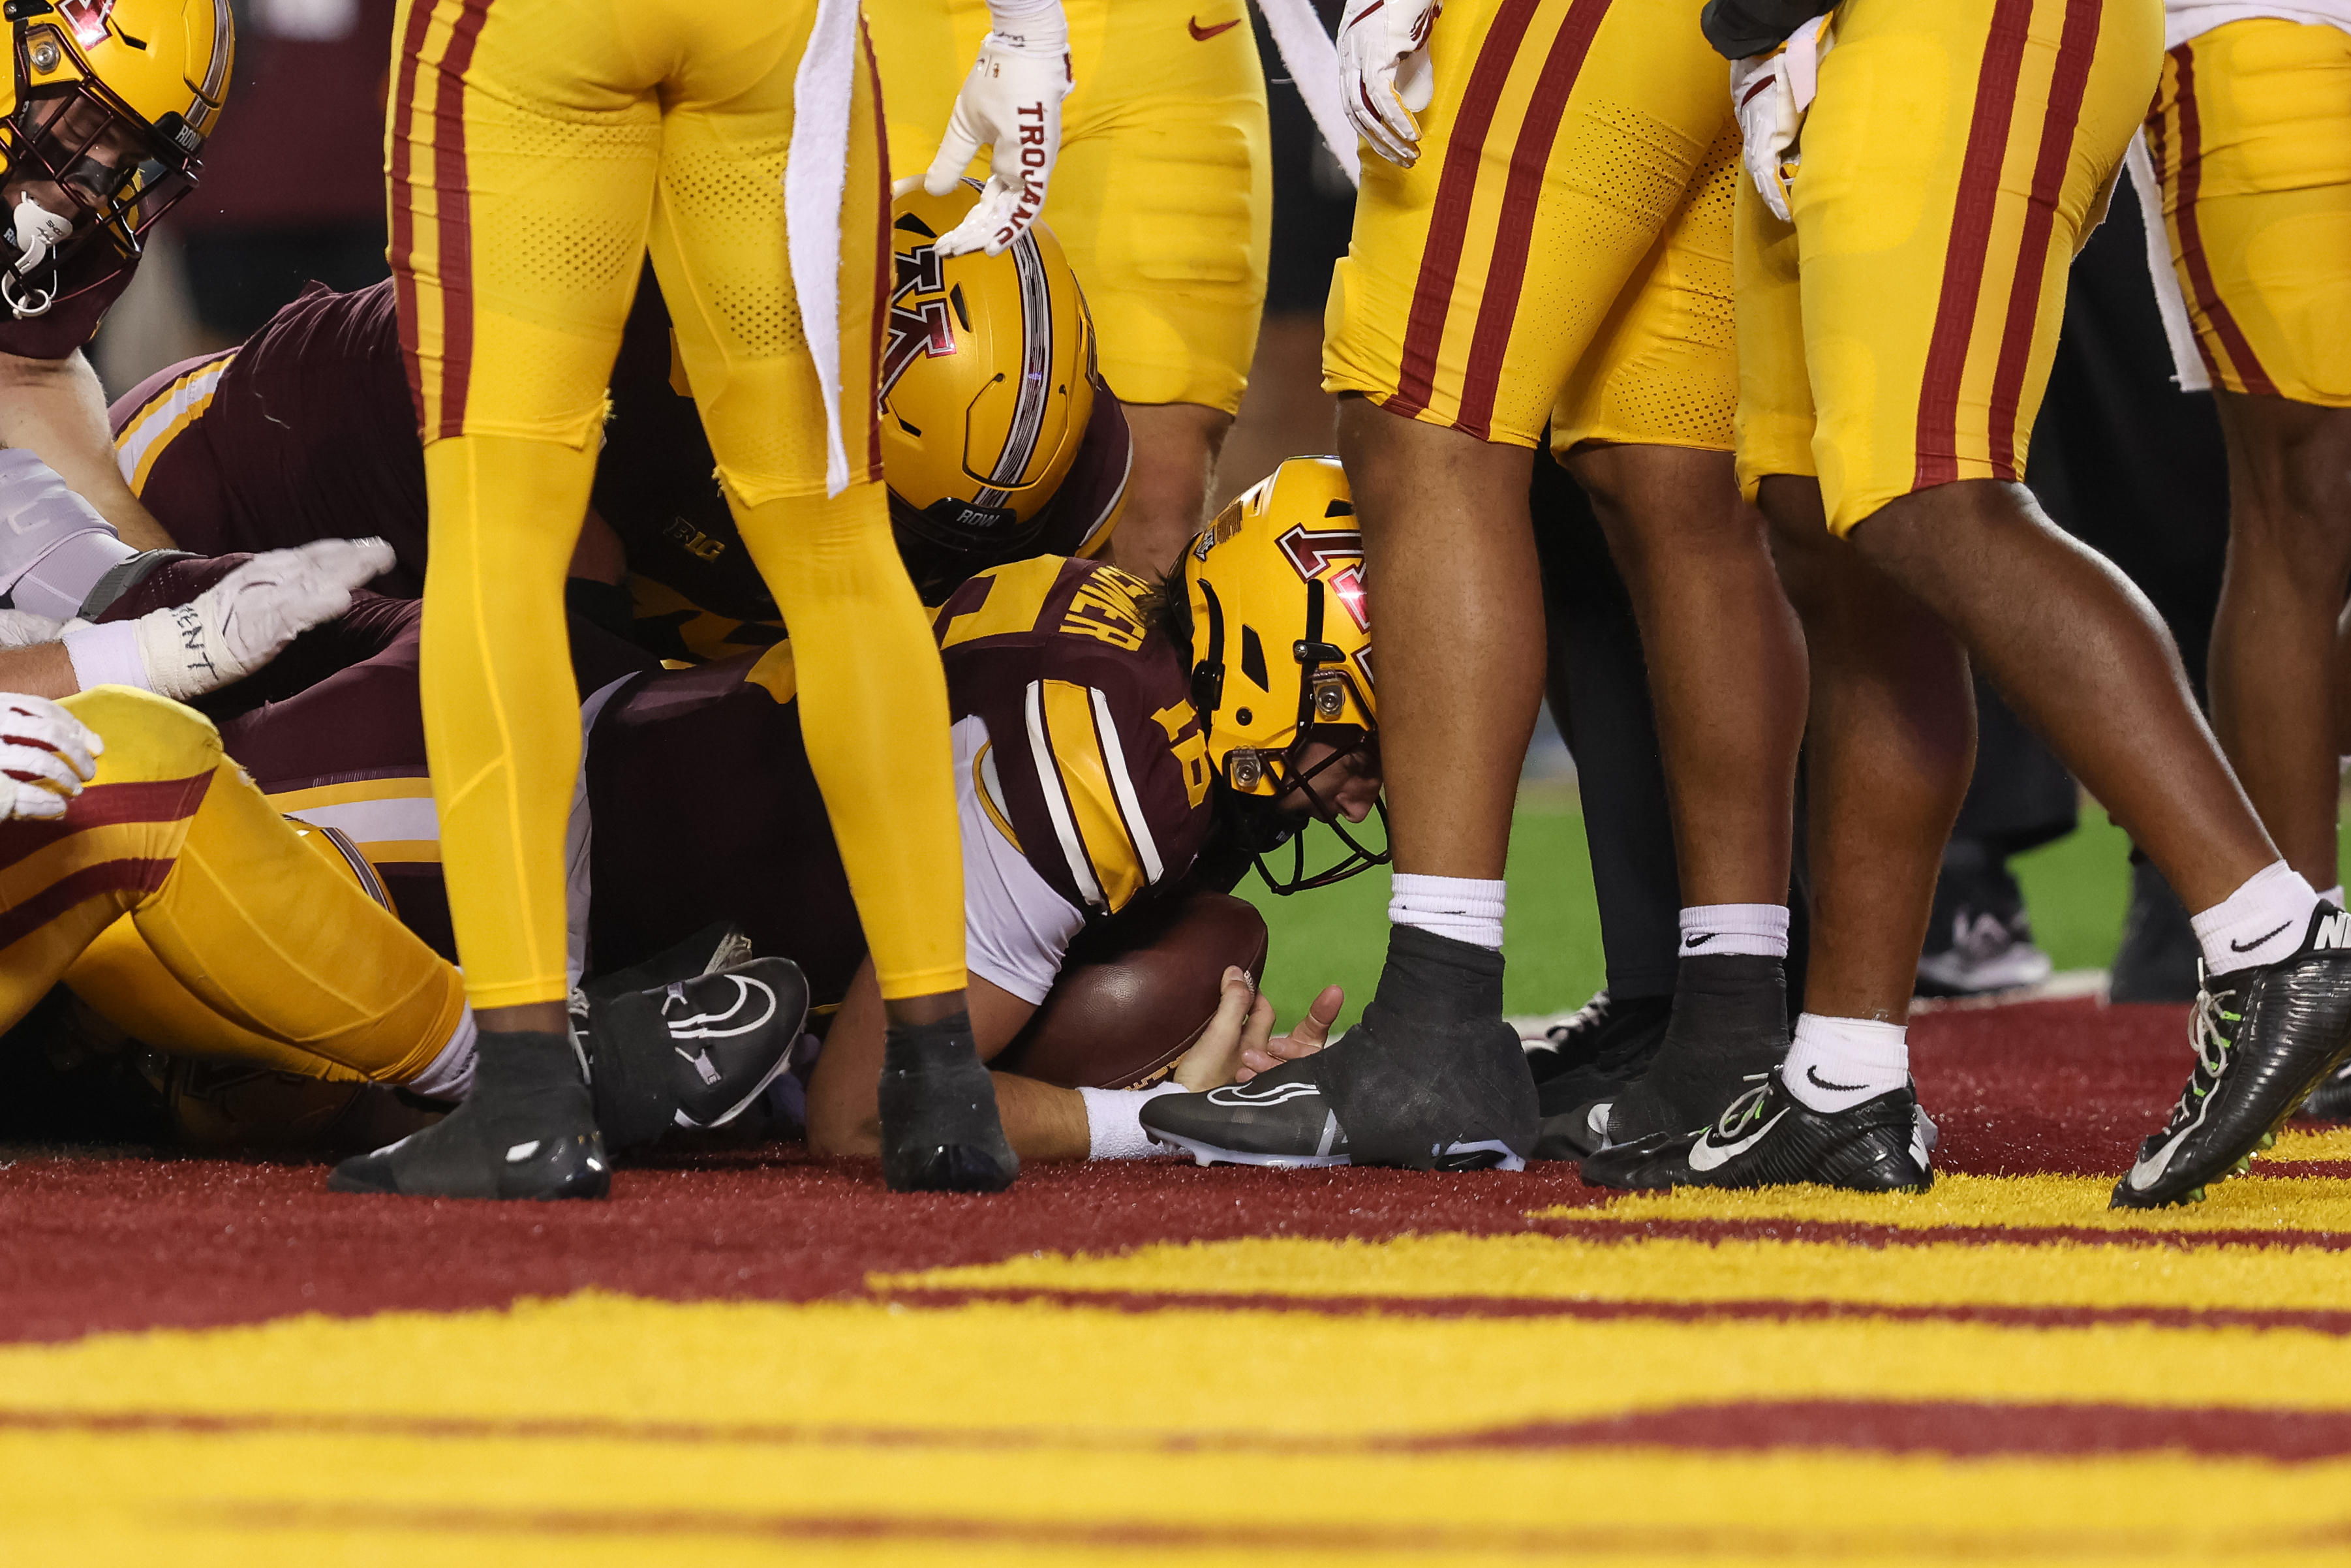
[1,685,464,1085]
[1321,0,1742,457]
[1733,0,2162,534]
[867,0,1271,416]
[157,559,1210,1034]
[2143,10,2351,405]
[387,0,962,1008]
[109,278,1131,656]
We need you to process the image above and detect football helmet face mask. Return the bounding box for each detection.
[0,0,230,318]
[1184,455,1388,895]
[882,179,1098,597]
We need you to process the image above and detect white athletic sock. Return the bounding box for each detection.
[1389,872,1506,950]
[2324,885,2344,910]
[2189,859,2318,974]
[1783,1013,1907,1113]
[406,1004,478,1101]
[1679,903,1790,961]
[1079,1081,1188,1160]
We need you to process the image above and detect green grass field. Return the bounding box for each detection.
[1238,790,2163,1031]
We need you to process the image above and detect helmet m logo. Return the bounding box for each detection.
[1276,525,1368,632]
[880,234,959,397]
[54,0,114,48]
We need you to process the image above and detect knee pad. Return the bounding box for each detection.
[0,450,138,620]
[63,686,223,786]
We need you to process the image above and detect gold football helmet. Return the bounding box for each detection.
[0,0,230,315]
[1184,455,1385,893]
[882,179,1097,583]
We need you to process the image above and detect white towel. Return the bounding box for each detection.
[785,0,861,497]
[2125,129,2211,394]
[1254,0,1360,188]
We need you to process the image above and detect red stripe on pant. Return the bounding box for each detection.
[0,773,215,876]
[388,0,438,435]
[430,0,497,441]
[0,859,181,953]
[1385,0,1544,420]
[2168,44,2279,397]
[863,22,891,484]
[1914,0,2035,490]
[1451,0,1610,440]
[1984,0,2102,476]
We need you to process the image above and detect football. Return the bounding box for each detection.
[163,1058,444,1154]
[992,889,1270,1090]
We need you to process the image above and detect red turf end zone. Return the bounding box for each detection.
[0,998,2239,1344]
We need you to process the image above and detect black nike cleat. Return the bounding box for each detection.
[1144,925,1538,1171]
[2301,1061,2351,1121]
[2113,904,2351,1208]
[878,1013,1017,1193]
[1139,1059,1353,1167]
[581,953,810,1152]
[1579,1069,1932,1193]
[329,1029,609,1200]
[1605,954,1789,1146]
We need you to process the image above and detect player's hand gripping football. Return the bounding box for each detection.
[0,692,100,821]
[920,0,1074,257]
[1729,13,1831,222]
[1338,0,1440,168]
[120,537,395,702]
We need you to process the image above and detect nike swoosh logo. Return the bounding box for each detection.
[1804,1064,1866,1094]
[1683,932,1715,948]
[2232,921,2290,953]
[1188,16,1240,39]
[1686,1109,1787,1172]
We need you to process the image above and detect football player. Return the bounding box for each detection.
[87,457,1369,1167]
[2140,7,2351,1120]
[82,186,1128,660]
[1573,0,2351,1207]
[866,0,1268,576]
[373,0,1080,1198]
[1141,0,1813,1172]
[0,0,229,559]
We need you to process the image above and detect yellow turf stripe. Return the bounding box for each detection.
[1527,1171,2351,1233]
[3,1295,2349,1430]
[2274,1126,2351,1163]
[877,1232,2351,1314]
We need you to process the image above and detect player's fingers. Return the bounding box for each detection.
[1174,966,1263,1090]
[923,121,984,198]
[4,747,83,798]
[1292,983,1346,1050]
[891,173,927,200]
[6,778,67,819]
[1240,991,1276,1059]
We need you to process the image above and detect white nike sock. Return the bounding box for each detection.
[1783,1013,1907,1113]
[2189,859,2318,974]
[1389,873,1506,950]
[1079,1082,1188,1160]
[406,1004,478,1101]
[2324,884,2344,910]
[1679,903,1790,961]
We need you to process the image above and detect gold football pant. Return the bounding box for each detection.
[0,687,463,1081]
[389,0,966,1007]
[867,0,1272,415]
[2146,18,2351,406]
[1733,0,2160,534]
[1321,0,1739,452]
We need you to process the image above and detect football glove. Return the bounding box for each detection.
[923,0,1073,258]
[0,692,100,820]
[60,536,394,702]
[1338,0,1441,168]
[1730,14,1831,223]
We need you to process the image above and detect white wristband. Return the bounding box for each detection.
[986,0,1067,52]
[59,619,149,694]
[1079,1081,1188,1160]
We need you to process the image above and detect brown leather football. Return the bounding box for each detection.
[992,889,1270,1090]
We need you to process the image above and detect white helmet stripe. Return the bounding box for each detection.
[973,226,1054,506]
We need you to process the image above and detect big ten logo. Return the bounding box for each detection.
[662,515,728,562]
